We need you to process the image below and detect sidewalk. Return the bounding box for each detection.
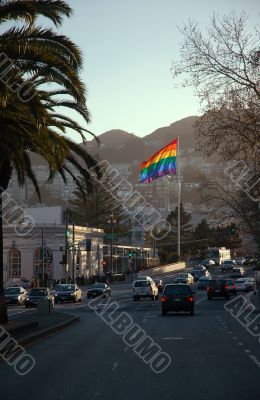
[2,311,79,346]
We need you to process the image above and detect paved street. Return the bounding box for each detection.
[1,273,260,400]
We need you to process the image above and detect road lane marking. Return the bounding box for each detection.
[163,337,184,340]
[244,349,251,353]
[238,342,244,346]
[196,296,207,304]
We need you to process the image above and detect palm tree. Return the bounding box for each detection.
[0,0,99,323]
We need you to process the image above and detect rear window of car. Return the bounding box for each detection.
[209,280,226,288]
[164,285,191,295]
[134,281,151,287]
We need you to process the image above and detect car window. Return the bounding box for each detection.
[134,281,151,287]
[164,285,191,295]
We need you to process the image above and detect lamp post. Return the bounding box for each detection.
[107,214,116,276]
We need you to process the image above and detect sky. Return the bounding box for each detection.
[57,0,259,139]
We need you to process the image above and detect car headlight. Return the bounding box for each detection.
[26,297,29,301]
[70,293,75,296]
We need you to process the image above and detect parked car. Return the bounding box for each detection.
[161,284,195,316]
[221,260,237,272]
[197,276,212,290]
[4,286,27,305]
[25,287,54,308]
[234,277,255,292]
[174,273,194,285]
[231,267,246,278]
[207,279,236,300]
[244,255,256,265]
[87,283,111,299]
[132,279,158,301]
[154,279,164,293]
[54,284,83,303]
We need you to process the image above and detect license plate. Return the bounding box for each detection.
[215,290,220,293]
[61,297,66,300]
[174,298,181,302]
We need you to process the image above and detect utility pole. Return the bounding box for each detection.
[41,226,44,286]
[72,223,75,283]
[65,212,69,283]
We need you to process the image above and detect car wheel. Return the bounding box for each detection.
[155,295,159,301]
[133,296,137,302]
[190,309,194,315]
[162,309,167,316]
[207,296,212,300]
[226,295,230,300]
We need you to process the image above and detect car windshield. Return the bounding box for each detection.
[5,288,20,294]
[164,285,191,294]
[57,285,76,291]
[30,289,47,296]
[134,281,151,287]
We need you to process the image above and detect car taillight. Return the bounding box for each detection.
[207,287,212,292]
[187,296,194,302]
[232,285,235,289]
[225,285,229,289]
[161,296,167,303]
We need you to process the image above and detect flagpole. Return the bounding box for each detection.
[152,180,157,266]
[177,136,181,260]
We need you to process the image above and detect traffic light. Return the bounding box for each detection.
[86,239,91,252]
[128,250,132,259]
[230,225,236,235]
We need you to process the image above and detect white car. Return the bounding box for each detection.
[137,275,153,281]
[133,279,158,301]
[234,277,254,292]
[235,257,245,266]
[174,273,194,285]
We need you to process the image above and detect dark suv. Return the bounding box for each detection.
[207,279,237,300]
[161,284,195,316]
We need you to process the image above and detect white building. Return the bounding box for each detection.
[3,206,104,284]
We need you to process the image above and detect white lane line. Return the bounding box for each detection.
[233,336,238,340]
[248,354,260,368]
[244,349,251,353]
[238,342,244,346]
[228,331,233,334]
[8,309,36,316]
[163,337,184,340]
[196,296,207,305]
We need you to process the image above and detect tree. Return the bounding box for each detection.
[157,203,193,262]
[171,12,260,249]
[69,173,130,240]
[0,1,99,324]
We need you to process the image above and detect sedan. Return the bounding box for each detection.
[161,284,195,316]
[197,276,212,290]
[4,287,27,305]
[87,283,111,299]
[25,288,54,308]
[231,267,246,278]
[54,284,82,303]
[221,260,237,272]
[174,273,194,285]
[234,277,255,292]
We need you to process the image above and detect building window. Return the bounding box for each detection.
[8,248,21,278]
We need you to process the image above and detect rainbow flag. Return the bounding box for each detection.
[139,138,178,183]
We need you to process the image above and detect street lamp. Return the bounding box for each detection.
[107,214,116,276]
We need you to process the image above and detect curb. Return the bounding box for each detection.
[17,314,79,347]
[250,292,260,313]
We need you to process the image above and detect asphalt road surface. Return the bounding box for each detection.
[1,272,260,400]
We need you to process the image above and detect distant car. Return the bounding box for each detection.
[4,287,27,305]
[87,283,111,299]
[234,277,255,292]
[244,255,256,265]
[191,269,210,281]
[132,279,158,301]
[234,257,245,266]
[221,260,237,272]
[54,284,82,303]
[207,279,236,300]
[200,259,215,268]
[195,264,207,271]
[25,288,54,308]
[231,267,246,278]
[137,276,153,282]
[197,276,212,290]
[174,273,194,285]
[161,284,195,316]
[154,279,164,293]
